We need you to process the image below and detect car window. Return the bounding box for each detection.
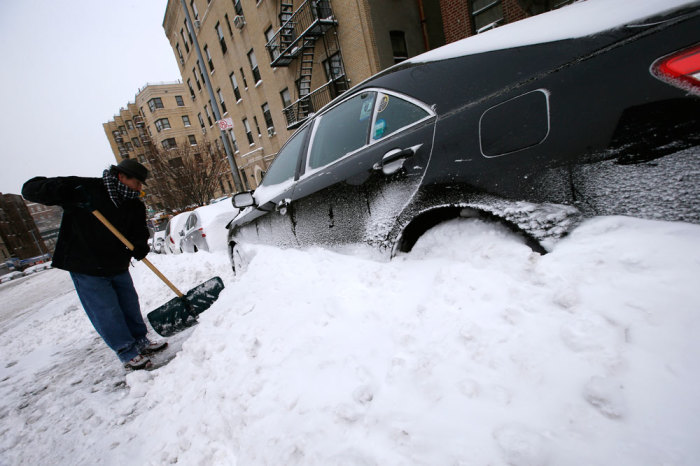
[372,93,431,141]
[260,125,310,187]
[186,213,197,230]
[308,92,376,169]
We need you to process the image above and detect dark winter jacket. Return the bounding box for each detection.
[22,176,149,276]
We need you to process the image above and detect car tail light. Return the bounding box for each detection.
[199,228,206,238]
[652,44,700,95]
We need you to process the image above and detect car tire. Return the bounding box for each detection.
[229,242,248,277]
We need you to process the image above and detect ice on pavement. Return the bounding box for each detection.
[1,216,699,465]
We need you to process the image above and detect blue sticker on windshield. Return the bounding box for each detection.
[374,119,386,139]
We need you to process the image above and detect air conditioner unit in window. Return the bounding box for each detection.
[201,127,207,134]
[267,127,275,137]
[233,15,246,29]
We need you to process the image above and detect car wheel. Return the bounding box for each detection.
[193,245,198,253]
[397,208,547,256]
[229,242,248,277]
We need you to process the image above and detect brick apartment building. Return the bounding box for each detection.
[24,200,63,254]
[0,193,48,262]
[103,82,242,211]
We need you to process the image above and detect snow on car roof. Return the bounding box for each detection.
[406,0,699,65]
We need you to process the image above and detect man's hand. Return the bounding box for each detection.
[132,244,150,261]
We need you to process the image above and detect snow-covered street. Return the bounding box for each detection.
[1,216,699,465]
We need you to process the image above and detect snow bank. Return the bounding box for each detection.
[1,216,699,465]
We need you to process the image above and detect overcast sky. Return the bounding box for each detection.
[0,0,182,195]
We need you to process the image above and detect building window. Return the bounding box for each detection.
[280,88,292,108]
[198,113,205,128]
[169,157,184,168]
[138,154,146,163]
[175,95,184,106]
[189,135,198,145]
[193,67,202,90]
[176,43,184,64]
[262,102,274,133]
[126,120,134,130]
[125,142,133,151]
[239,67,248,88]
[190,0,199,20]
[148,97,164,112]
[247,50,261,83]
[243,118,254,144]
[131,137,141,147]
[229,131,239,152]
[390,31,408,63]
[119,125,127,135]
[253,116,262,137]
[187,79,196,99]
[323,52,345,81]
[224,13,233,36]
[197,60,207,87]
[471,0,504,33]
[233,0,243,16]
[185,20,193,43]
[265,26,279,61]
[162,138,177,149]
[204,45,214,72]
[155,118,171,132]
[182,115,191,127]
[204,104,213,126]
[217,89,227,114]
[180,29,190,53]
[230,72,241,101]
[216,22,227,54]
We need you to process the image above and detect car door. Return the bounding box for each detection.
[231,124,312,248]
[288,89,436,248]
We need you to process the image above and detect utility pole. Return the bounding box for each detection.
[180,0,244,193]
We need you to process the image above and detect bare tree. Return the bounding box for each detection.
[145,141,229,212]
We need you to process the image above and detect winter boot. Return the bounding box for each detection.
[140,340,168,355]
[124,354,152,370]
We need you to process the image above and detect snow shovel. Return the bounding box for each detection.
[92,210,224,337]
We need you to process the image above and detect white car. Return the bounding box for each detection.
[181,202,239,253]
[164,212,190,255]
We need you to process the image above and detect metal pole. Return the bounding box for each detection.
[180,0,244,193]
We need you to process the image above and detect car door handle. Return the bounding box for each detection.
[373,144,422,175]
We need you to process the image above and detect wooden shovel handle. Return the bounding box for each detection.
[91,210,185,298]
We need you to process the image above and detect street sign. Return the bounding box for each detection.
[217,117,234,131]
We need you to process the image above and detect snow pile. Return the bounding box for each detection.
[1,216,699,465]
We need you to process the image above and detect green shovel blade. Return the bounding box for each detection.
[147,276,225,337]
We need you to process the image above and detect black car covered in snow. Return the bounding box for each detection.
[227,0,700,274]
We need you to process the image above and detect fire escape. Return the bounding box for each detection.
[266,0,349,129]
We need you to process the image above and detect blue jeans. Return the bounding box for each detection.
[70,271,149,363]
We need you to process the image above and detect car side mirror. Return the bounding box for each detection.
[233,191,256,208]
